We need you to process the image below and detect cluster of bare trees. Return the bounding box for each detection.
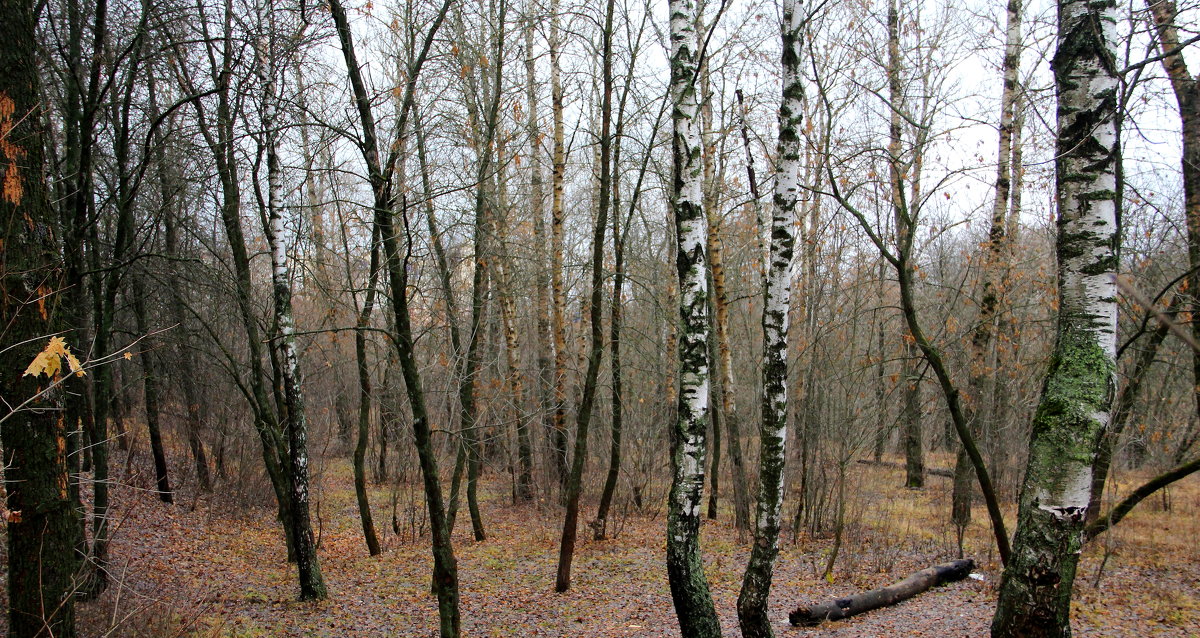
[4,0,1200,634]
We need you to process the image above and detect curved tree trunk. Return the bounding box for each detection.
[556,0,613,589]
[991,0,1121,630]
[353,224,382,557]
[328,0,460,630]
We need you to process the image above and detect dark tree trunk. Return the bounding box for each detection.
[328,0,460,631]
[556,0,612,589]
[156,79,212,494]
[1,0,84,631]
[132,275,173,504]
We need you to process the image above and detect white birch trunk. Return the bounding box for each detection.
[736,1,800,636]
[991,0,1120,631]
[664,0,720,633]
[257,35,325,600]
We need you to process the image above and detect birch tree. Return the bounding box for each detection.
[255,17,326,599]
[736,0,800,633]
[665,0,720,632]
[990,0,1121,629]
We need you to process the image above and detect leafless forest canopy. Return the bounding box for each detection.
[2,0,1199,633]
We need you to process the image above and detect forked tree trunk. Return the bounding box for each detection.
[596,85,664,539]
[991,0,1121,630]
[1145,0,1200,501]
[705,128,750,531]
[665,0,720,633]
[736,1,800,633]
[328,0,460,631]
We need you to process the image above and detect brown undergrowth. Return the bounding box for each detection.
[5,454,1197,637]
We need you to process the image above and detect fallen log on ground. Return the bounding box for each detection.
[856,459,954,478]
[789,559,975,626]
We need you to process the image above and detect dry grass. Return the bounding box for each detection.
[21,455,1200,637]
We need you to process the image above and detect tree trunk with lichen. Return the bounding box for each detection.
[990,0,1120,631]
[665,0,720,633]
[1,0,83,631]
[735,0,800,634]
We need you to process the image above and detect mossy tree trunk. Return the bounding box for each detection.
[1,0,84,631]
[991,0,1120,630]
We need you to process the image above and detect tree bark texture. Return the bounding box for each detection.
[549,0,570,494]
[1,0,84,630]
[523,12,548,503]
[557,0,613,590]
[736,0,800,633]
[665,0,721,633]
[991,0,1120,630]
[328,0,460,631]
[259,43,326,599]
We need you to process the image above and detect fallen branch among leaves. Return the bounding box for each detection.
[789,559,975,626]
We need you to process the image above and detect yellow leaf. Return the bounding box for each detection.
[24,348,61,378]
[124,351,133,360]
[65,349,84,377]
[23,336,86,378]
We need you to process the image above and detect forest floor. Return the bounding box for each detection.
[7,454,1200,637]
